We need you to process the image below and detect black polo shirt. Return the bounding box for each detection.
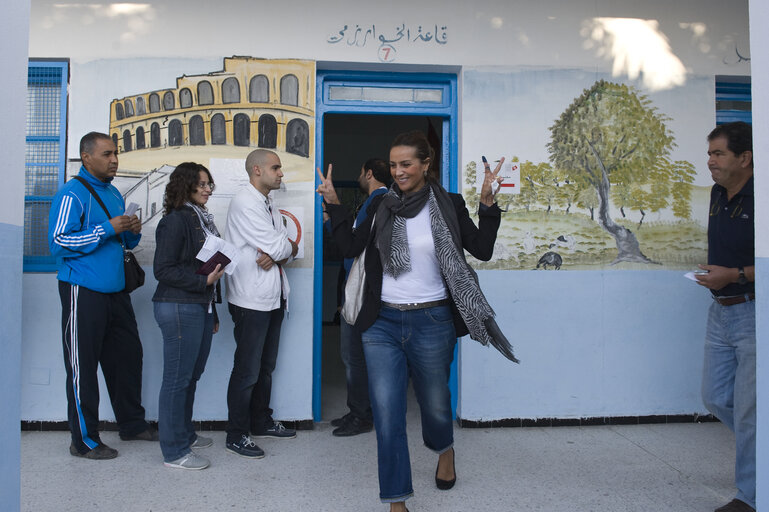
[707,176,755,296]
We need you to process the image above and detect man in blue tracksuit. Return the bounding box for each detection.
[326,158,390,437]
[48,132,156,460]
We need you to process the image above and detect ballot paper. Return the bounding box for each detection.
[125,202,139,217]
[196,235,240,275]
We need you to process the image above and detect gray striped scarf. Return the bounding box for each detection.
[375,182,518,363]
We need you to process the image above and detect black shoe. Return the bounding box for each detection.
[252,421,296,439]
[435,448,456,490]
[714,499,755,512]
[69,442,118,460]
[330,412,352,428]
[332,416,373,437]
[225,434,265,459]
[120,426,158,441]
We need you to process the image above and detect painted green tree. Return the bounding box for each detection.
[548,80,674,264]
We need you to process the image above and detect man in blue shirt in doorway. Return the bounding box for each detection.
[328,158,391,436]
[695,121,755,512]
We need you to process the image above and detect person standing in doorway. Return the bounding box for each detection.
[49,131,157,460]
[224,149,299,459]
[696,121,756,512]
[329,158,391,437]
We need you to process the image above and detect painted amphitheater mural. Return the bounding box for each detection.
[101,56,315,266]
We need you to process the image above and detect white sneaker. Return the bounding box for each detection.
[164,452,210,470]
[191,435,213,448]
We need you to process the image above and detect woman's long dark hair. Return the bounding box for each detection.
[390,130,439,182]
[163,162,213,215]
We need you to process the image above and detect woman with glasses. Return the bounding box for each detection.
[153,162,225,470]
[317,132,516,511]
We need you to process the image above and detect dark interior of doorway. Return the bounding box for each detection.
[320,113,443,421]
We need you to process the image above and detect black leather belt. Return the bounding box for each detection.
[382,299,450,311]
[713,293,755,306]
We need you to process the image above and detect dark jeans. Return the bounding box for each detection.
[154,302,214,462]
[361,304,456,503]
[225,303,283,441]
[339,317,372,422]
[59,281,148,453]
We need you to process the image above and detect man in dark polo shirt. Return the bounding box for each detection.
[695,121,755,512]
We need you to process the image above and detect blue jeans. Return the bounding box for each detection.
[340,317,372,422]
[701,299,756,509]
[361,304,456,503]
[154,302,214,462]
[226,303,284,441]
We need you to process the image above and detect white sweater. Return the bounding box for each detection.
[225,185,293,311]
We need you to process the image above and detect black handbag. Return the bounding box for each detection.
[73,176,145,293]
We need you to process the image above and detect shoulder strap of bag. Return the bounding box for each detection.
[73,176,113,219]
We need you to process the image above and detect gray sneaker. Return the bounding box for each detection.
[191,435,213,448]
[164,452,210,470]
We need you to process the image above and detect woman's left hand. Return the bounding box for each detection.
[480,156,505,207]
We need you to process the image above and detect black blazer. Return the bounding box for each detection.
[326,192,501,335]
[152,206,222,308]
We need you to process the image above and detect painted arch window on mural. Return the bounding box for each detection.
[180,88,193,108]
[122,130,132,152]
[168,119,183,146]
[150,122,161,147]
[124,99,134,117]
[280,74,298,106]
[136,96,146,115]
[111,133,118,147]
[163,91,175,110]
[136,126,146,149]
[286,118,309,157]
[222,77,241,104]
[211,113,226,145]
[233,113,250,146]
[149,93,160,113]
[249,74,269,103]
[189,115,205,145]
[115,102,124,120]
[258,114,277,148]
[198,81,214,105]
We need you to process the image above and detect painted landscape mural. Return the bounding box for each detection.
[462,69,712,270]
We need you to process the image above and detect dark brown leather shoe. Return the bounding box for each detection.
[69,443,118,460]
[120,426,159,441]
[435,448,456,490]
[715,499,755,512]
[332,415,373,437]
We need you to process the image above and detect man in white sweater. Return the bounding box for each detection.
[224,149,298,458]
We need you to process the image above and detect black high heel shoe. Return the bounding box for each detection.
[435,448,456,490]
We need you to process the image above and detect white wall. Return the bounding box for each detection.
[23,0,751,425]
[2,0,30,509]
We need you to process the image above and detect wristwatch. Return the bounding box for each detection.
[737,267,748,285]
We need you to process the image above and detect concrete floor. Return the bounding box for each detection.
[21,420,737,512]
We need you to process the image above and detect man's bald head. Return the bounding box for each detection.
[245,149,278,177]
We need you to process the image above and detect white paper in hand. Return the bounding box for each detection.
[196,236,240,275]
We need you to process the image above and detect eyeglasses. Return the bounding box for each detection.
[198,182,215,192]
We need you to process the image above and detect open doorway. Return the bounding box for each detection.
[312,70,458,421]
[319,114,444,422]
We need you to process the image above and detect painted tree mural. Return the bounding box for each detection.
[547,80,674,264]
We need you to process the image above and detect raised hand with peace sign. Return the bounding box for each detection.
[315,163,341,207]
[479,155,505,207]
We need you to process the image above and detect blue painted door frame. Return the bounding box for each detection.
[313,70,459,421]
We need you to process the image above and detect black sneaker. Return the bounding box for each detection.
[332,416,373,437]
[69,443,118,460]
[330,413,352,428]
[252,421,296,439]
[120,426,159,441]
[225,434,265,459]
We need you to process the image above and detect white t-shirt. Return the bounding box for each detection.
[381,204,447,304]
